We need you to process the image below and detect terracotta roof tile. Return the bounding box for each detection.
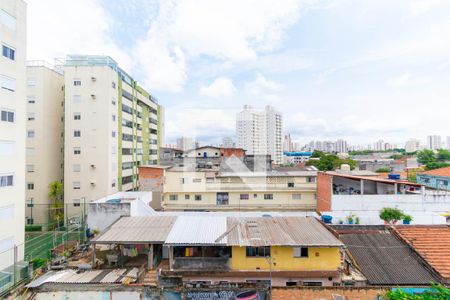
[394,225,450,280]
[419,166,450,177]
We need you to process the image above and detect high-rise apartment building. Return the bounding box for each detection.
[63,55,162,215]
[25,63,64,228]
[427,135,442,150]
[236,105,282,164]
[335,139,348,153]
[0,0,26,271]
[176,136,195,151]
[283,134,293,152]
[447,136,450,150]
[405,138,421,153]
[222,136,234,148]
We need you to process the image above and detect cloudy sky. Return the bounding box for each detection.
[27,0,450,147]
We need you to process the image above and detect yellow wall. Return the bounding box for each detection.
[230,246,341,271]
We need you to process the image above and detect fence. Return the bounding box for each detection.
[0,243,28,296]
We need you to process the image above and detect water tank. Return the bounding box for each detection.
[340,164,351,171]
[388,174,401,180]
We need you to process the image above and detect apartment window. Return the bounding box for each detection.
[73,95,81,103]
[73,164,81,172]
[180,178,186,184]
[246,246,270,257]
[73,112,81,120]
[216,192,229,205]
[112,131,116,138]
[27,130,35,138]
[27,96,36,104]
[112,114,116,122]
[240,194,249,200]
[27,78,36,86]
[112,180,116,188]
[288,182,295,188]
[169,195,178,201]
[73,147,81,155]
[2,44,15,60]
[0,74,16,91]
[27,182,34,190]
[74,130,81,137]
[303,282,322,287]
[73,199,81,207]
[195,195,202,201]
[1,109,14,122]
[27,218,34,225]
[292,194,302,200]
[0,9,17,30]
[264,194,273,200]
[73,79,81,86]
[253,194,258,198]
[27,112,35,121]
[193,178,201,183]
[185,194,190,200]
[307,177,316,183]
[112,99,116,106]
[26,164,34,173]
[73,182,80,190]
[26,147,35,155]
[0,175,13,187]
[112,82,116,89]
[294,247,308,258]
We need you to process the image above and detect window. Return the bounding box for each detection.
[74,130,81,137]
[253,194,258,198]
[185,194,190,200]
[73,147,81,155]
[26,164,34,173]
[2,44,15,60]
[27,130,35,138]
[195,195,202,201]
[73,95,81,103]
[27,112,35,121]
[112,180,116,188]
[27,96,36,104]
[169,194,178,201]
[303,282,322,287]
[27,182,34,190]
[112,82,116,89]
[73,79,81,86]
[180,178,186,184]
[0,175,13,187]
[27,218,34,225]
[307,177,316,183]
[288,182,295,188]
[26,147,35,155]
[1,9,17,30]
[264,194,273,200]
[73,164,81,172]
[193,178,202,183]
[292,194,302,200]
[246,246,270,257]
[438,179,449,186]
[216,192,229,205]
[112,99,116,106]
[294,247,308,258]
[112,114,116,122]
[0,74,16,91]
[1,109,14,122]
[73,199,81,207]
[73,182,80,190]
[240,194,249,200]
[73,112,81,120]
[112,131,116,138]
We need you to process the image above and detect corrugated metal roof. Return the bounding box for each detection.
[92,216,176,244]
[219,217,343,247]
[340,232,438,285]
[165,216,227,245]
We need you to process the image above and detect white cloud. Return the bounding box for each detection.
[27,0,131,70]
[387,72,431,87]
[245,73,283,95]
[199,77,236,98]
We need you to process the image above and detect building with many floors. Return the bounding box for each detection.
[63,55,162,218]
[25,62,64,228]
[427,135,442,150]
[405,138,421,153]
[236,105,282,164]
[0,0,26,272]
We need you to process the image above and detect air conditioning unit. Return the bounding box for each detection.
[90,181,96,186]
[91,94,96,99]
[91,164,96,168]
[91,77,96,81]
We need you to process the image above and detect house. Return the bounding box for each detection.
[416,166,450,191]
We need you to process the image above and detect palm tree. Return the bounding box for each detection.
[48,181,63,229]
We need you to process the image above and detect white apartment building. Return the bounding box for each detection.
[0,0,26,272]
[427,135,442,150]
[25,63,64,228]
[283,133,293,152]
[335,139,348,153]
[64,55,162,219]
[176,136,195,151]
[446,136,450,150]
[236,105,282,164]
[405,138,421,153]
[222,136,234,148]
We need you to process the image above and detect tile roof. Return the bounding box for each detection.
[394,225,450,280]
[91,216,176,244]
[419,166,450,177]
[340,231,437,285]
[220,217,343,247]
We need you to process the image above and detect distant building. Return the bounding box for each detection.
[405,138,421,153]
[335,139,348,153]
[283,134,293,152]
[416,166,450,191]
[283,151,312,165]
[221,136,234,148]
[446,136,450,150]
[236,105,282,164]
[176,136,195,151]
[427,135,442,150]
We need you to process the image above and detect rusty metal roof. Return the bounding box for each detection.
[91,216,176,244]
[218,217,343,247]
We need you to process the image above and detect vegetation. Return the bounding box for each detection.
[390,153,405,160]
[379,207,404,224]
[348,149,405,156]
[31,258,48,270]
[306,151,356,171]
[25,225,42,232]
[403,215,412,222]
[417,150,436,164]
[425,162,450,170]
[437,149,450,160]
[48,181,64,230]
[385,284,450,300]
[375,167,391,173]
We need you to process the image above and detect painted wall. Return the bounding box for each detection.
[230,246,341,271]
[417,174,450,191]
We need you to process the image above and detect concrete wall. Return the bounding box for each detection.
[417,174,450,191]
[35,290,159,300]
[272,286,388,299]
[87,202,131,231]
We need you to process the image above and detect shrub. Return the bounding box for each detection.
[25,225,42,232]
[385,283,449,300]
[379,207,404,224]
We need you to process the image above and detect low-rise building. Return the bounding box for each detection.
[282,151,312,165]
[416,166,450,191]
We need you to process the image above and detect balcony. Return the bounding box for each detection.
[172,257,230,271]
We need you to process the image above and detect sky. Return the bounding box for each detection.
[26,0,450,147]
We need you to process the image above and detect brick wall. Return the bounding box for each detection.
[316,172,333,212]
[220,148,246,158]
[138,166,165,192]
[272,286,387,300]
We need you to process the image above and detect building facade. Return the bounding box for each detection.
[427,135,442,150]
[405,138,421,153]
[236,105,282,164]
[0,0,26,272]
[25,63,64,228]
[416,166,450,191]
[63,55,161,216]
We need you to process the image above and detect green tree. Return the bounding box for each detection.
[375,167,391,173]
[317,155,337,171]
[417,150,436,164]
[437,149,450,161]
[425,162,450,170]
[379,207,404,224]
[48,181,64,230]
[311,150,325,158]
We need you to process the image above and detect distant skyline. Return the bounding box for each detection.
[27,0,450,145]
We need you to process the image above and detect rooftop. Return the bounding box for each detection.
[394,225,450,281]
[326,171,423,187]
[419,166,450,177]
